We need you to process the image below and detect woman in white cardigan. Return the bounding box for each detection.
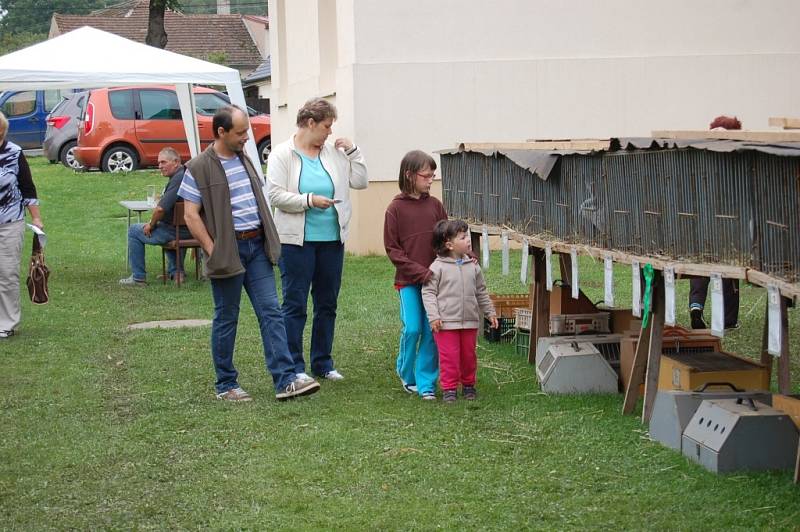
[267,98,368,381]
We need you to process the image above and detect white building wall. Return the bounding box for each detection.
[269,0,356,147]
[353,0,800,62]
[242,17,270,59]
[269,0,800,254]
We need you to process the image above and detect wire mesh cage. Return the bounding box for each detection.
[440,144,800,283]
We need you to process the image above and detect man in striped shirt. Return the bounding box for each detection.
[179,106,320,402]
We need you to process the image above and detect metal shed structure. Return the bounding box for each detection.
[441,138,800,287]
[439,133,799,426]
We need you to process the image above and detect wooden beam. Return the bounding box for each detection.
[622,320,652,415]
[795,439,800,484]
[530,248,550,365]
[652,129,800,142]
[469,229,481,260]
[746,270,800,304]
[760,303,774,377]
[672,262,747,280]
[526,263,537,365]
[768,117,800,130]
[642,272,665,424]
[778,297,791,394]
[466,224,799,301]
[558,252,572,285]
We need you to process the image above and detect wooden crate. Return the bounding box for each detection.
[514,307,532,331]
[774,395,800,429]
[601,307,637,334]
[657,351,769,392]
[515,330,530,357]
[490,293,529,318]
[484,294,529,343]
[620,327,720,394]
[661,326,722,356]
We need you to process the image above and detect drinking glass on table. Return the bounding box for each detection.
[146,185,156,207]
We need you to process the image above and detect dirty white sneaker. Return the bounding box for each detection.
[323,370,344,381]
[215,387,252,402]
[119,275,146,287]
[275,375,320,400]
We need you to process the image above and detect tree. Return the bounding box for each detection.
[0,0,108,36]
[0,31,46,56]
[145,0,181,49]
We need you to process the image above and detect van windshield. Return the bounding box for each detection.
[194,93,231,116]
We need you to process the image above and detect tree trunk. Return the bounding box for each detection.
[145,0,168,49]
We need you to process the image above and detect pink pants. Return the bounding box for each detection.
[433,328,478,391]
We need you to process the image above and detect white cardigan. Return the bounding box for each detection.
[267,136,368,245]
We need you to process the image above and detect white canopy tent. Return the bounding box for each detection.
[0,26,263,178]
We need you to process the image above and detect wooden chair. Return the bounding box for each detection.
[161,201,202,287]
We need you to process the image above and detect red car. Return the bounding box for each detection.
[75,85,271,172]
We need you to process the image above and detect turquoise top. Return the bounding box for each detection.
[297,151,340,242]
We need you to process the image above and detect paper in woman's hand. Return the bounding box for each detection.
[27,224,47,248]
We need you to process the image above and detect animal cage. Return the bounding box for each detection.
[439,139,800,284]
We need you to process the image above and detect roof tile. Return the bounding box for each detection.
[52,0,262,68]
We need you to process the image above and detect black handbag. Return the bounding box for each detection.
[26,234,50,305]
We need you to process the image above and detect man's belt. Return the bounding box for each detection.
[235,227,262,240]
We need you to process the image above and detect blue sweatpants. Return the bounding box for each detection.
[395,285,439,396]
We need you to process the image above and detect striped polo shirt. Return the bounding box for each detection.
[178,154,261,231]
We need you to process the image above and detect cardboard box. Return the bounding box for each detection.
[603,308,636,335]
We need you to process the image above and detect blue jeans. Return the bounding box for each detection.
[278,241,344,376]
[127,222,191,281]
[210,236,296,393]
[396,285,439,396]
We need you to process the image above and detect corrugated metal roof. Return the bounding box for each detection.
[438,137,800,180]
[243,57,271,84]
[439,142,800,287]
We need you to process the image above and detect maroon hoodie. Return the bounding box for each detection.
[384,192,448,286]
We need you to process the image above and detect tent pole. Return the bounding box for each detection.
[176,83,201,158]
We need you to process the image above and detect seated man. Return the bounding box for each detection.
[120,147,192,286]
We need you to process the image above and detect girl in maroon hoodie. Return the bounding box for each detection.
[383,150,447,400]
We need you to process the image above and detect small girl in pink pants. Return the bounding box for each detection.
[421,219,497,403]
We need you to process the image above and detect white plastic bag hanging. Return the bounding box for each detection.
[520,239,529,285]
[710,273,724,338]
[545,244,553,291]
[767,284,782,356]
[481,225,489,269]
[604,255,614,307]
[664,266,676,326]
[632,261,641,317]
[501,231,509,276]
[571,248,579,300]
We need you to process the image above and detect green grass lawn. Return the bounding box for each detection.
[1,158,798,530]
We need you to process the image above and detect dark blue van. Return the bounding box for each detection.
[0,89,77,149]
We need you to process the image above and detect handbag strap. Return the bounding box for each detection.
[32,233,42,254]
